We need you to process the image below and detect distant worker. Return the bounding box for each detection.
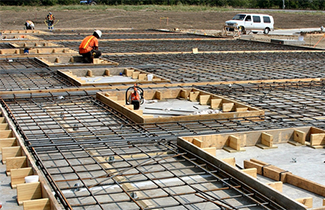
[79,30,102,63]
[45,12,55,31]
[24,20,35,30]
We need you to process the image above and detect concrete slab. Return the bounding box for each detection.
[58,67,169,86]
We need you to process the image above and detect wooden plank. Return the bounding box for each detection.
[0,138,17,153]
[202,147,216,156]
[138,73,146,80]
[180,89,188,99]
[0,130,13,138]
[267,181,283,192]
[293,129,306,145]
[242,168,257,178]
[17,182,42,205]
[199,95,210,105]
[2,146,22,163]
[124,68,134,77]
[256,132,278,149]
[155,91,163,100]
[287,174,325,197]
[228,135,240,150]
[0,123,9,130]
[221,157,236,167]
[11,167,33,188]
[189,91,200,102]
[263,165,290,182]
[192,138,203,148]
[295,197,313,208]
[210,98,222,109]
[243,160,264,175]
[23,198,50,210]
[261,132,273,147]
[5,156,27,174]
[236,107,248,112]
[222,103,234,112]
[132,71,140,79]
[310,133,325,146]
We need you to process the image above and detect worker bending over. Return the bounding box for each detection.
[45,12,55,31]
[24,20,35,30]
[79,30,102,63]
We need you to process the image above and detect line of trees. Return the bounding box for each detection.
[2,0,325,10]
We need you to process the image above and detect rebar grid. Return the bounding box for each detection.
[0,68,75,91]
[30,137,289,209]
[196,81,325,129]
[2,82,323,209]
[60,39,307,54]
[0,57,48,70]
[35,30,208,41]
[106,51,325,83]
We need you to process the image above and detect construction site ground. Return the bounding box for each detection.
[1,7,325,210]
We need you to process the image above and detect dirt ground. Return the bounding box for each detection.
[1,9,325,31]
[1,8,325,48]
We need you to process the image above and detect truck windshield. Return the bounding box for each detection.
[232,14,246,20]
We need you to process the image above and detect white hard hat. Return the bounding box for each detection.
[94,30,102,38]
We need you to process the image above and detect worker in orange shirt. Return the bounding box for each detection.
[79,30,102,63]
[130,87,141,110]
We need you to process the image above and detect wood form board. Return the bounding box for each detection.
[97,88,263,124]
[181,127,312,150]
[244,159,325,197]
[58,67,169,86]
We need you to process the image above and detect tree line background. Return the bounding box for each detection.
[1,0,325,10]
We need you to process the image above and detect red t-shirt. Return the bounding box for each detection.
[79,35,98,54]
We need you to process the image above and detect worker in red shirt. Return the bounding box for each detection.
[79,30,102,63]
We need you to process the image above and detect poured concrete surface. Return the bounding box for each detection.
[80,75,136,83]
[215,143,325,208]
[141,99,214,117]
[0,154,23,210]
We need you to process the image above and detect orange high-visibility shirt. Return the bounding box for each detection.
[79,35,98,54]
[131,91,140,101]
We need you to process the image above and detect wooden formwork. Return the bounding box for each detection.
[9,42,62,48]
[35,55,119,67]
[58,67,170,86]
[244,159,325,208]
[97,87,264,124]
[0,105,61,209]
[0,35,39,41]
[180,126,325,154]
[0,30,50,35]
[0,48,77,56]
[177,138,307,210]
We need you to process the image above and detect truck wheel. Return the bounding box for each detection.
[264,28,270,34]
[238,26,246,34]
